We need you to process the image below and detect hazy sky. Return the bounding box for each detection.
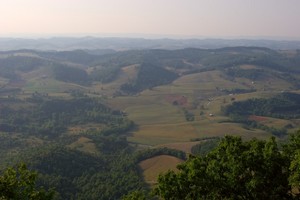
[1,0,300,39]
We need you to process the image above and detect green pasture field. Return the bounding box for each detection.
[125,103,184,125]
[23,78,88,94]
[258,117,300,132]
[110,70,281,146]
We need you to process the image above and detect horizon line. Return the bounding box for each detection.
[0,34,300,42]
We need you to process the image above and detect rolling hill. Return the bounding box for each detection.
[0,46,300,199]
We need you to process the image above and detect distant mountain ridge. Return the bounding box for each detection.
[1,37,300,51]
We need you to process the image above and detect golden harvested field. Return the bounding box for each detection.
[68,136,99,154]
[128,122,198,145]
[139,155,184,185]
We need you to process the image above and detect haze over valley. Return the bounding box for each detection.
[1,0,300,199]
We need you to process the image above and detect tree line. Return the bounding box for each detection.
[0,96,133,138]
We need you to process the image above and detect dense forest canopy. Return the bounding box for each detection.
[0,96,133,138]
[120,61,178,94]
[223,92,300,119]
[155,132,300,200]
[0,163,54,200]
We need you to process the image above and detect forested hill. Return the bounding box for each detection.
[1,47,300,94]
[224,92,300,119]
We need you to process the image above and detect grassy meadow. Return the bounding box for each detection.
[108,70,283,146]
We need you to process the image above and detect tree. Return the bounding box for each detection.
[155,134,300,200]
[283,130,300,190]
[0,163,54,200]
[289,150,300,188]
[122,191,147,200]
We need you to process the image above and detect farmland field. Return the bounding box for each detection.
[109,70,283,145]
[139,155,184,185]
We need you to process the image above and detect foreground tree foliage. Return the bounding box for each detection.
[0,163,54,200]
[122,190,147,200]
[155,132,300,200]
